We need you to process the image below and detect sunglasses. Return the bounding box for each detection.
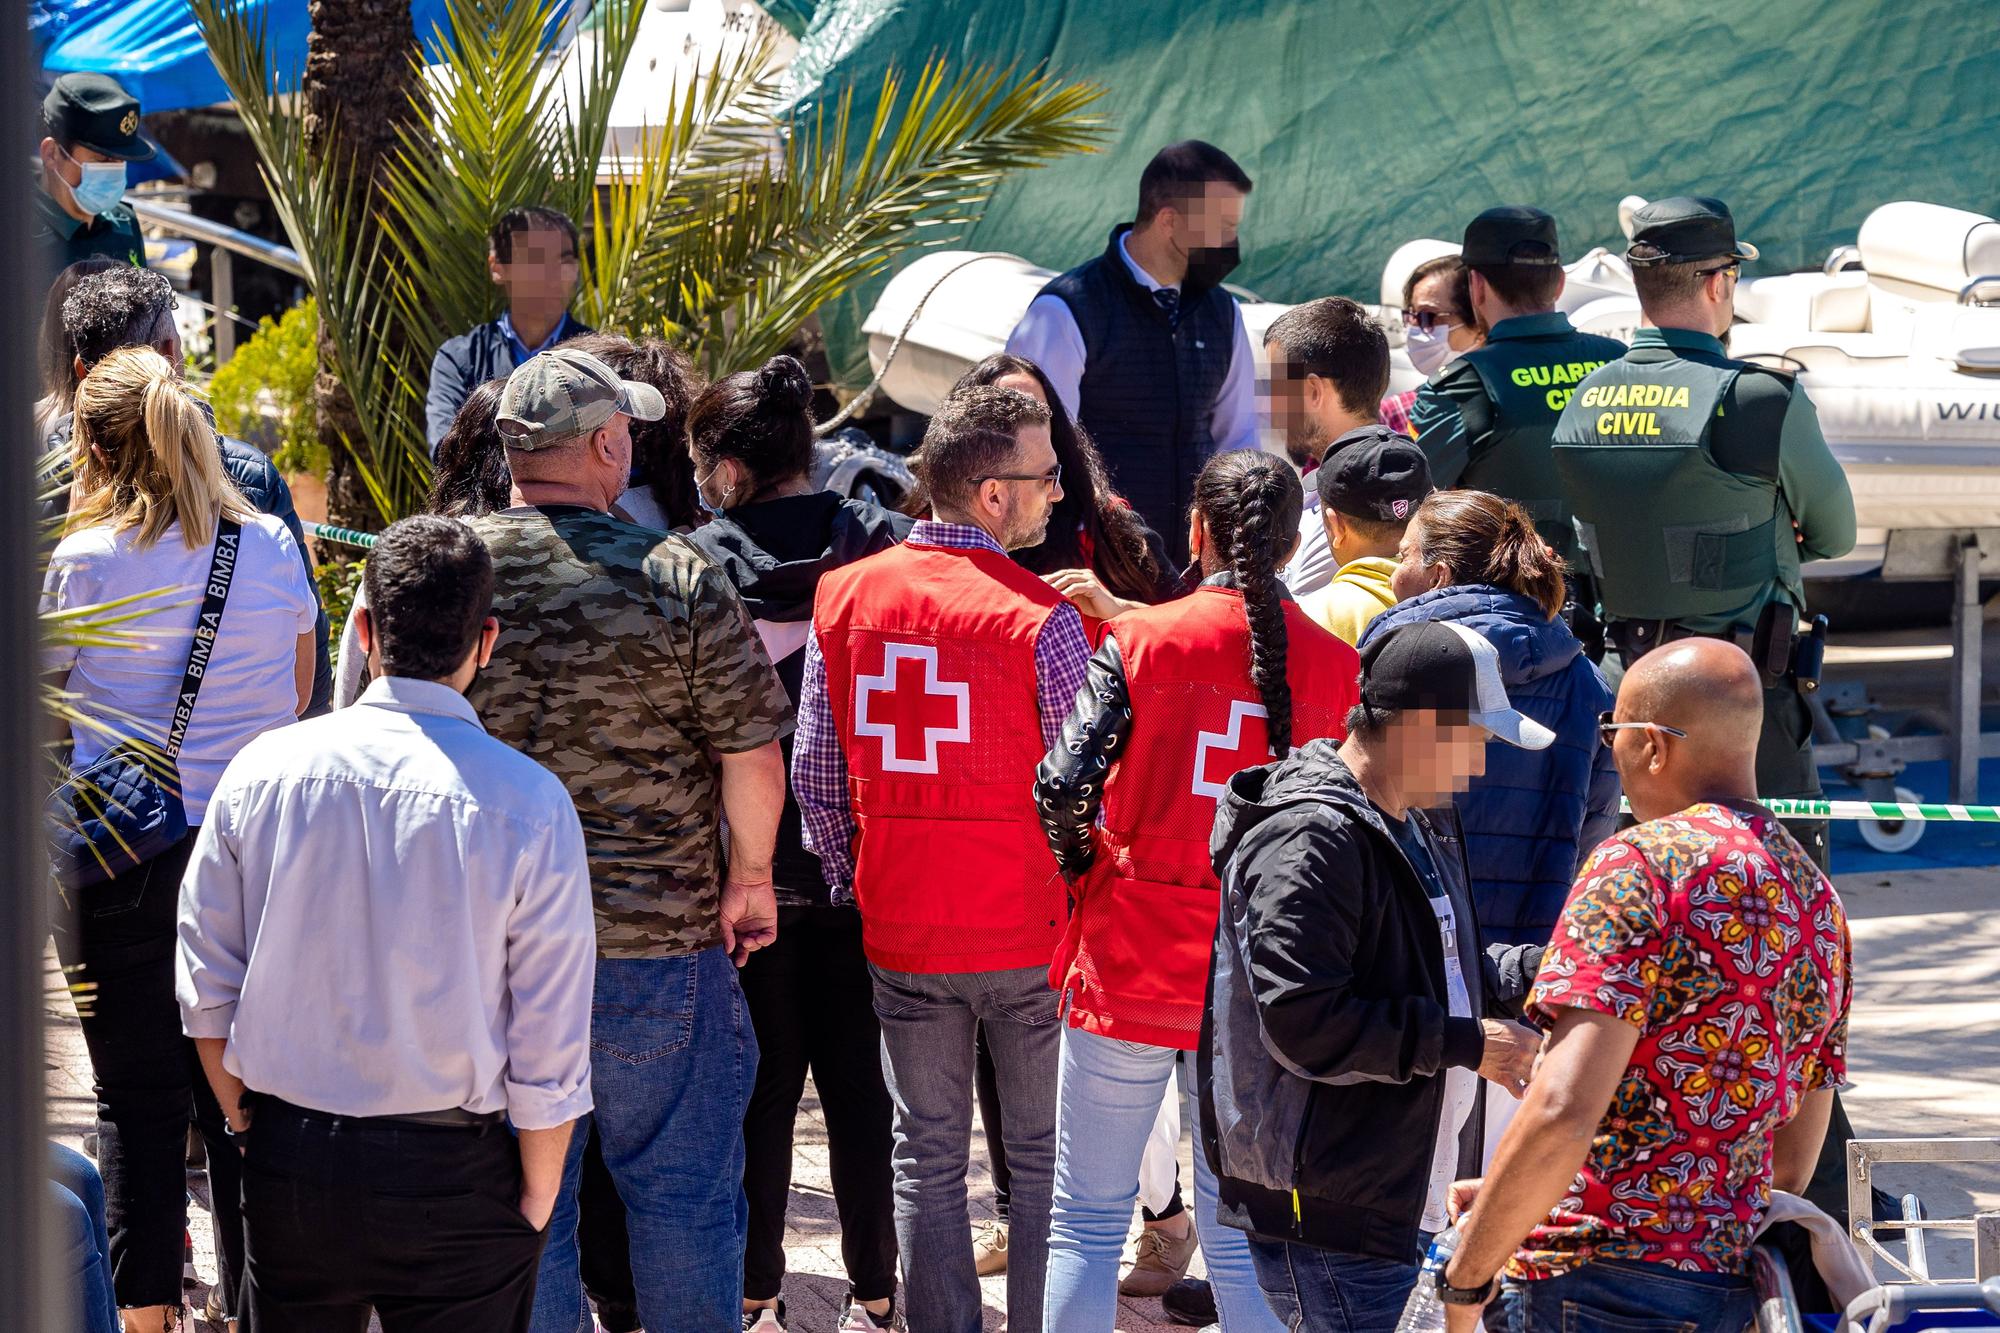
[1696,262,1742,281]
[974,463,1062,490]
[1402,309,1460,332]
[1597,711,1689,747]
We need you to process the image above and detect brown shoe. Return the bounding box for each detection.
[972,1220,1009,1276]
[1118,1220,1196,1297]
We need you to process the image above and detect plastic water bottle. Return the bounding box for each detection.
[1394,1226,1459,1333]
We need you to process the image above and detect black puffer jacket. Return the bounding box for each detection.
[40,413,332,715]
[1199,739,1542,1260]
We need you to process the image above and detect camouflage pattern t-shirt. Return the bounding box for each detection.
[465,506,793,958]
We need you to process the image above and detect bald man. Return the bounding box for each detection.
[1431,639,1853,1333]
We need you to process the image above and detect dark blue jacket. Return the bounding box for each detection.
[1360,585,1619,944]
[425,313,591,450]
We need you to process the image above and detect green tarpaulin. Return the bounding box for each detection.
[782,0,2000,387]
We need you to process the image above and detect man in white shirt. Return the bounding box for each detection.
[1007,139,1258,566]
[178,515,597,1333]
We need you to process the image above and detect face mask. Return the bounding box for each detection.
[66,155,127,218]
[694,462,730,518]
[1405,323,1460,379]
[1182,241,1241,290]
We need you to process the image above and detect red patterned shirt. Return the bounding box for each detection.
[1508,802,1851,1279]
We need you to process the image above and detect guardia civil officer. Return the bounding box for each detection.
[1552,197,1855,864]
[1410,206,1625,651]
[35,73,151,288]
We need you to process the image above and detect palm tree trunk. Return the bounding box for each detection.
[304,0,416,533]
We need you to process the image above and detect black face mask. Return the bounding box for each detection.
[1183,241,1241,291]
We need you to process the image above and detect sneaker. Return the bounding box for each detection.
[742,1301,786,1331]
[972,1219,1008,1277]
[1118,1220,1197,1297]
[836,1293,897,1331]
[1160,1276,1217,1327]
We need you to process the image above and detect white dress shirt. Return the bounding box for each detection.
[178,676,596,1129]
[1006,231,1260,454]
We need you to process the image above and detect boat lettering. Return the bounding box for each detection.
[1594,411,1662,436]
[1936,401,1993,421]
[1578,383,1691,410]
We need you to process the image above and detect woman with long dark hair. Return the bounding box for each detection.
[1031,450,1362,1331]
[682,355,909,1333]
[560,331,703,531]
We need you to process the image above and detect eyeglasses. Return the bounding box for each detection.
[974,464,1062,490]
[1597,711,1689,747]
[1696,262,1741,281]
[1402,309,1460,332]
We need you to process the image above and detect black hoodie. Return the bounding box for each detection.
[1198,738,1542,1260]
[687,492,912,903]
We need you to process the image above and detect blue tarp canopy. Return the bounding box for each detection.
[40,0,452,114]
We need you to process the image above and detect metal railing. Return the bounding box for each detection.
[125,197,305,363]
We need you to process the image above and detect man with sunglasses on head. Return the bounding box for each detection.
[1410,207,1626,654]
[1552,196,1854,869]
[1433,637,1849,1333]
[793,383,1089,1333]
[35,74,151,287]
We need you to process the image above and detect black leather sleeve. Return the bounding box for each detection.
[1034,636,1133,880]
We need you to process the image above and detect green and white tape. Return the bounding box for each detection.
[1620,797,1999,824]
[304,522,378,550]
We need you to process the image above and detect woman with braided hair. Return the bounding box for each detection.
[1031,450,1362,1331]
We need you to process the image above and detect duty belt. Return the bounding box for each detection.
[1605,604,1828,693]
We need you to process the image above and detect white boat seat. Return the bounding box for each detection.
[1734,271,1871,333]
[1858,201,2000,296]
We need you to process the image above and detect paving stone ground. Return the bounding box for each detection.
[41,867,1998,1330]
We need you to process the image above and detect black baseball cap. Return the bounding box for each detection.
[1461,205,1560,267]
[1626,196,1758,267]
[1358,621,1555,750]
[43,73,154,162]
[1317,431,1433,523]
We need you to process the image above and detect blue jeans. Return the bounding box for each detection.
[1499,1260,1756,1333]
[531,949,758,1333]
[1246,1236,1427,1332]
[1043,1027,1283,1333]
[51,1143,118,1333]
[872,964,1060,1333]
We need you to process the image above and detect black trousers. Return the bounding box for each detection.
[739,905,898,1302]
[50,835,245,1313]
[241,1100,546,1332]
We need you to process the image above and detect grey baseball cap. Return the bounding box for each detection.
[496,347,666,450]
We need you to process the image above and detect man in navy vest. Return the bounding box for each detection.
[1007,141,1258,565]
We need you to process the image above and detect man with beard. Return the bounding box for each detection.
[793,384,1089,1333]
[1007,140,1257,566]
[1263,296,1404,598]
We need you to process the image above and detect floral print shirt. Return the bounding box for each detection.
[1509,803,1851,1278]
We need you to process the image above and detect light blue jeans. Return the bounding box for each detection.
[1042,1026,1284,1333]
[530,948,758,1333]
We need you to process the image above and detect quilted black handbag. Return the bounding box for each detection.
[47,519,242,887]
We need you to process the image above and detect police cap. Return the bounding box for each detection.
[1461,205,1561,267]
[1626,196,1759,267]
[42,73,155,162]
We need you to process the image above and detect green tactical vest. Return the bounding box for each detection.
[1551,355,1781,623]
[1457,332,1622,564]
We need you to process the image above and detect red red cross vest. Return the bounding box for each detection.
[1053,586,1362,1049]
[815,539,1070,974]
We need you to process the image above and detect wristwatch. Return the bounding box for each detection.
[1434,1264,1496,1306]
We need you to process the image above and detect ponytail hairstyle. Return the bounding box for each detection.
[1406,490,1566,620]
[686,354,817,501]
[1192,450,1305,755]
[67,346,251,550]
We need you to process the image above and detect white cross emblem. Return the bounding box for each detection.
[853,643,972,775]
[1190,699,1272,799]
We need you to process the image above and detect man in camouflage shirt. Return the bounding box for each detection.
[464,347,792,1333]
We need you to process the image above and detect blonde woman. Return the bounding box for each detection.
[44,346,316,1333]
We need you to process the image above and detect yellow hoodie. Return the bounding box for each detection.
[1298,556,1399,646]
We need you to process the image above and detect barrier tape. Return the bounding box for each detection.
[1620,797,2000,824]
[304,522,378,550]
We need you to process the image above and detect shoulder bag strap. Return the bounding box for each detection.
[162,518,244,762]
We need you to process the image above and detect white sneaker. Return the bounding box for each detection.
[742,1302,786,1331]
[836,1293,897,1331]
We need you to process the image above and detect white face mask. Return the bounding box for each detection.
[1405,323,1461,379]
[66,153,128,218]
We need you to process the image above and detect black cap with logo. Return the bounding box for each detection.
[1357,621,1555,750]
[1461,205,1561,267]
[42,73,155,162]
[1316,430,1433,523]
[1626,196,1758,267]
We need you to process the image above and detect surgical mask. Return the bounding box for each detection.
[1182,241,1241,291]
[66,154,127,218]
[694,462,730,518]
[1405,323,1460,379]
